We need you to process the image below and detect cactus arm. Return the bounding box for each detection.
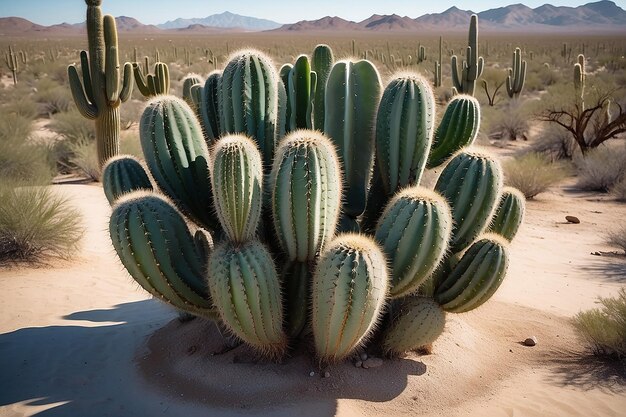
[79,50,95,103]
[133,63,151,96]
[105,44,120,103]
[308,71,317,129]
[451,55,461,91]
[119,63,133,102]
[68,65,98,119]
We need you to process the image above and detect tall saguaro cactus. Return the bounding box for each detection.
[506,47,526,99]
[5,46,18,85]
[451,14,484,96]
[68,0,134,167]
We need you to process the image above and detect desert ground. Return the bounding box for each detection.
[1,138,625,416]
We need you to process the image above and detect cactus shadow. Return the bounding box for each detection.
[577,255,626,283]
[0,299,177,417]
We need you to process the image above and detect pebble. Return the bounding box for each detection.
[363,357,383,369]
[565,215,580,224]
[523,336,537,347]
[324,371,330,378]
[359,352,368,361]
[354,360,362,368]
[309,371,315,377]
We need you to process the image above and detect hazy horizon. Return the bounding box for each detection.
[2,0,624,26]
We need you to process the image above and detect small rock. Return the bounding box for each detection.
[309,371,315,377]
[523,336,537,347]
[565,216,580,224]
[324,371,330,378]
[359,352,368,361]
[509,349,513,353]
[363,357,383,368]
[354,360,362,368]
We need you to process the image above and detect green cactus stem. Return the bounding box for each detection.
[133,61,170,97]
[487,187,525,242]
[270,130,342,262]
[312,234,388,363]
[182,73,204,106]
[324,59,382,227]
[312,44,334,130]
[434,149,503,253]
[210,135,263,243]
[109,192,218,319]
[375,187,452,298]
[451,14,484,96]
[139,95,218,231]
[102,155,153,204]
[219,50,283,169]
[68,0,134,167]
[383,297,446,356]
[5,46,18,85]
[285,55,317,131]
[427,95,480,169]
[376,73,435,197]
[197,70,221,144]
[207,239,287,358]
[506,48,526,99]
[435,234,509,313]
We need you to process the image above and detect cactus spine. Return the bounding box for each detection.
[427,95,480,169]
[5,46,18,85]
[270,130,342,262]
[102,155,153,204]
[324,59,382,228]
[375,187,452,298]
[451,14,484,96]
[68,0,133,167]
[210,135,263,243]
[139,96,217,231]
[312,234,388,362]
[207,240,287,357]
[487,187,525,242]
[506,48,526,99]
[434,150,503,253]
[312,44,334,131]
[219,50,283,169]
[375,74,435,196]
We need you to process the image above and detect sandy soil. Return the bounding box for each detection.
[1,162,625,416]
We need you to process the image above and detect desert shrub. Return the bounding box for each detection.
[68,140,100,181]
[49,109,95,144]
[606,224,626,255]
[572,289,626,361]
[0,113,32,142]
[487,101,530,141]
[612,177,626,201]
[531,123,578,161]
[3,98,39,120]
[576,144,626,192]
[0,182,83,263]
[504,152,569,199]
[35,84,74,115]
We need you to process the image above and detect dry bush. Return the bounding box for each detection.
[487,101,530,141]
[35,81,74,115]
[531,123,578,161]
[606,224,626,255]
[4,99,39,120]
[50,109,95,144]
[504,152,569,199]
[67,140,101,181]
[576,144,626,192]
[612,177,626,201]
[572,289,626,361]
[0,182,83,264]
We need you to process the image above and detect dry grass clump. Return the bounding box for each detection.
[612,177,626,201]
[572,289,626,361]
[606,223,626,255]
[0,182,83,264]
[531,123,578,161]
[576,144,626,192]
[504,152,569,199]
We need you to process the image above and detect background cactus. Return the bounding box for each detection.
[68,0,133,167]
[506,47,527,99]
[5,46,18,85]
[311,44,334,131]
[284,55,317,131]
[102,155,153,204]
[133,61,170,97]
[182,73,204,106]
[451,14,484,96]
[197,71,221,143]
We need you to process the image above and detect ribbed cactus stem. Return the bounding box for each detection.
[5,45,18,85]
[487,187,525,242]
[506,47,526,99]
[324,59,382,225]
[375,187,452,298]
[68,0,133,167]
[182,73,204,106]
[574,54,585,110]
[271,130,342,262]
[197,70,221,144]
[210,135,263,243]
[102,155,153,204]
[133,61,170,97]
[207,240,287,358]
[312,44,334,131]
[375,73,435,196]
[286,55,316,131]
[450,14,484,96]
[312,234,388,363]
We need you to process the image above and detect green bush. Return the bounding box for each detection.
[0,182,83,263]
[573,289,626,361]
[504,152,569,199]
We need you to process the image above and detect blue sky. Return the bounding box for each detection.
[2,0,625,25]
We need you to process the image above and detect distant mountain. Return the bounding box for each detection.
[281,16,363,32]
[158,11,281,31]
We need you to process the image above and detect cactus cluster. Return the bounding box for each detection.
[101,19,524,366]
[451,14,484,96]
